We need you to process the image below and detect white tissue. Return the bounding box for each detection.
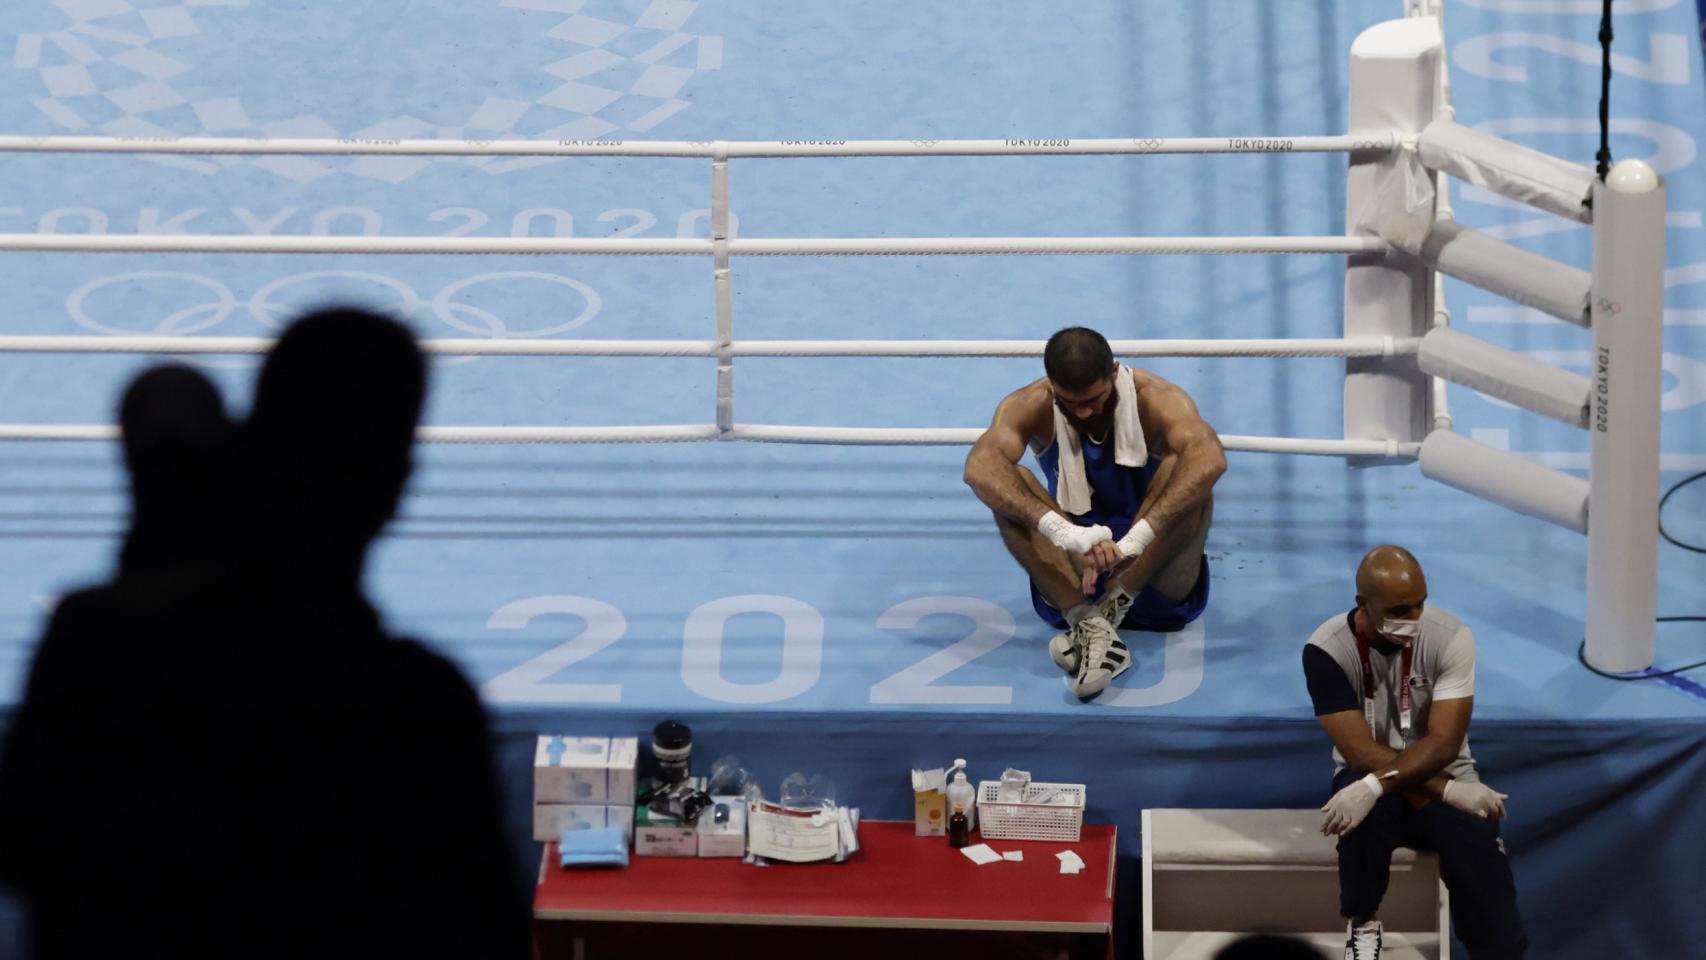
[911,768,947,792]
[960,843,1003,865]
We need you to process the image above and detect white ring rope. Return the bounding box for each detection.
[0,118,1421,463]
[0,133,1399,160]
[0,335,1418,359]
[0,234,1389,258]
[0,421,1418,459]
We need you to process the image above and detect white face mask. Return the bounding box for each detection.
[1381,617,1421,642]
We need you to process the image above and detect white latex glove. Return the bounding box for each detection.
[1115,518,1157,560]
[1443,780,1509,820]
[1321,773,1384,836]
[1038,511,1114,555]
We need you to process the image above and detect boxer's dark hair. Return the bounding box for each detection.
[1044,327,1116,391]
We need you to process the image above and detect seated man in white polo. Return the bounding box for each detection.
[1304,544,1527,960]
[964,326,1223,698]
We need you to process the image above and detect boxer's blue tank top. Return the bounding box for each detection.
[1036,431,1158,536]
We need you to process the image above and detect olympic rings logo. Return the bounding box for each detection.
[65,269,604,340]
[1131,138,1165,151]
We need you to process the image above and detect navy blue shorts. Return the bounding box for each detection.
[1031,553,1211,632]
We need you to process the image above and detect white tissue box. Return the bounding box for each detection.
[533,803,632,843]
[534,735,638,805]
[696,797,747,857]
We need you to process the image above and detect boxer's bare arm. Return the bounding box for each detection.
[964,383,1052,525]
[1134,375,1226,538]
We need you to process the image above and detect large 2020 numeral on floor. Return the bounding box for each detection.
[478,594,1202,708]
[681,595,823,704]
[869,596,1016,705]
[481,595,627,703]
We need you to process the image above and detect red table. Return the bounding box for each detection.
[533,821,1116,959]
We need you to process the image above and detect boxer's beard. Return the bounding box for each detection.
[1062,385,1118,441]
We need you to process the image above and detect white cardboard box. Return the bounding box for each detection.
[534,736,638,805]
[533,803,633,843]
[696,797,747,858]
[634,825,698,857]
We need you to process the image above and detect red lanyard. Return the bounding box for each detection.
[1356,633,1414,737]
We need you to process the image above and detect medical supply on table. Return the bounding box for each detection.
[651,720,693,784]
[911,766,948,837]
[945,758,977,835]
[558,825,630,869]
[532,734,639,841]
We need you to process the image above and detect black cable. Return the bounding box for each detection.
[1596,0,1614,180]
[1578,620,1706,680]
[1659,470,1706,554]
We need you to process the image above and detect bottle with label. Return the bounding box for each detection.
[948,806,969,848]
[945,758,976,846]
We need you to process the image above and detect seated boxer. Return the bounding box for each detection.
[964,326,1224,698]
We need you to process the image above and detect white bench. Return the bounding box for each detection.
[1143,809,1449,960]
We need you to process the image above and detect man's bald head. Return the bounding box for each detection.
[1355,545,1428,644]
[1356,545,1426,602]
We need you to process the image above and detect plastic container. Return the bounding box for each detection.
[651,720,693,783]
[975,781,1085,842]
[945,759,977,834]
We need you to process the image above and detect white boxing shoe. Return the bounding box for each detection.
[1070,617,1130,699]
[1048,616,1094,672]
[1096,584,1134,630]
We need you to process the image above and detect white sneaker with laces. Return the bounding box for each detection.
[1344,919,1382,960]
[1097,585,1134,629]
[1052,588,1136,673]
[1070,617,1129,698]
[1048,622,1085,672]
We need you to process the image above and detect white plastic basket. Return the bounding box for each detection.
[976,780,1086,842]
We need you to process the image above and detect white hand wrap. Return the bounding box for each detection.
[1037,511,1113,555]
[1115,518,1157,560]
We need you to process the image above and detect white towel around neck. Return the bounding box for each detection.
[1047,364,1147,516]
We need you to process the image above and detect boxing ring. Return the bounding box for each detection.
[0,1,1702,956]
[0,14,1667,670]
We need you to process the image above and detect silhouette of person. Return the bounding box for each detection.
[0,362,236,956]
[227,307,530,957]
[116,363,236,581]
[1,311,529,958]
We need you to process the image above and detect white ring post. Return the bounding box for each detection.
[1424,0,1454,436]
[1344,17,1441,466]
[713,143,734,437]
[1585,161,1666,672]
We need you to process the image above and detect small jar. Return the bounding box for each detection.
[651,720,693,784]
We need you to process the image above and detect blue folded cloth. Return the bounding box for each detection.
[559,826,630,868]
